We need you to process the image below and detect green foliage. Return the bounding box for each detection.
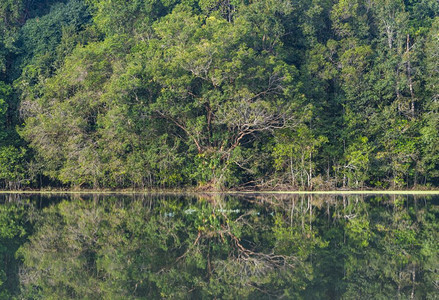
[0,82,12,143]
[86,0,181,36]
[420,17,439,184]
[273,125,328,189]
[16,0,91,77]
[343,136,374,188]
[0,0,438,190]
[0,0,25,73]
[0,146,27,189]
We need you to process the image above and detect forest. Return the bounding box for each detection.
[0,0,438,190]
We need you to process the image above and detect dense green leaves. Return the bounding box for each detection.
[16,0,91,75]
[0,0,438,189]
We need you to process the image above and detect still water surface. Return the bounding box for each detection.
[0,193,438,299]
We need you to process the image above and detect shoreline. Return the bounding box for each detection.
[1,190,439,195]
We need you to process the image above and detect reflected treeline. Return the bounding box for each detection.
[0,193,438,299]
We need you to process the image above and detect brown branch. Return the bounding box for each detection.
[155,110,202,153]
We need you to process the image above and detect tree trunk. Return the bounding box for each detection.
[406,34,415,118]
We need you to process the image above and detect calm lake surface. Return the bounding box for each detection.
[0,193,438,299]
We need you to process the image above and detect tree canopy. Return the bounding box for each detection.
[0,0,438,190]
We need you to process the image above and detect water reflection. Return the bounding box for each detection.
[0,193,438,299]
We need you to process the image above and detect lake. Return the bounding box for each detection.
[0,193,438,299]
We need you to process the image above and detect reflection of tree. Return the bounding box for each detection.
[0,196,30,299]
[17,195,313,299]
[317,194,439,299]
[2,193,437,299]
[254,194,438,299]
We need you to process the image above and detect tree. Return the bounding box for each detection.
[146,6,302,188]
[342,136,374,188]
[420,17,439,184]
[273,125,327,189]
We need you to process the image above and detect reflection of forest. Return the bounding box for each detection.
[0,194,438,299]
